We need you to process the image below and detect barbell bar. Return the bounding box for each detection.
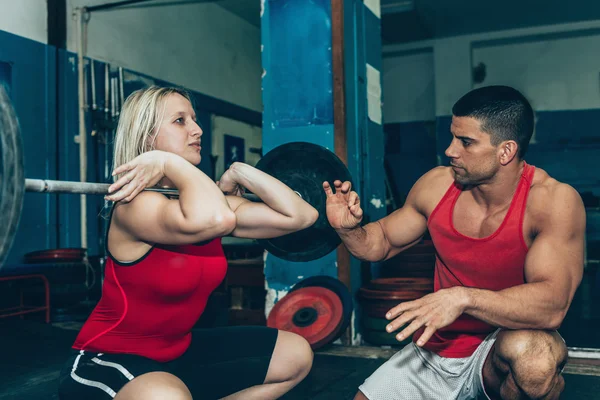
[0,86,354,268]
[24,178,261,201]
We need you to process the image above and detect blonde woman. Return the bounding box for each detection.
[58,86,318,400]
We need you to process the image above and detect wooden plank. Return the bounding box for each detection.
[331,0,352,346]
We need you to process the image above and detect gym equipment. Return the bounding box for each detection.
[267,286,344,350]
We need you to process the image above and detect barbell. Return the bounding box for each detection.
[0,86,354,268]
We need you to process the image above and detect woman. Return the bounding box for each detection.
[58,86,318,400]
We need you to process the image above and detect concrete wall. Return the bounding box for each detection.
[0,1,262,111]
[384,20,600,119]
[0,0,47,44]
[67,0,262,112]
[382,49,435,124]
[472,34,600,112]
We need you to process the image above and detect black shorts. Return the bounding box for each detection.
[58,326,278,400]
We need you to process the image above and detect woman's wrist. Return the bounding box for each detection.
[228,162,250,185]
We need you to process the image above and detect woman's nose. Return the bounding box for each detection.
[191,121,203,137]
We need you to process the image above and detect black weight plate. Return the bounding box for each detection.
[255,142,353,262]
[362,328,411,347]
[361,315,390,331]
[291,275,353,342]
[0,86,24,269]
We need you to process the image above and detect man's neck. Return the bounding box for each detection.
[470,161,525,210]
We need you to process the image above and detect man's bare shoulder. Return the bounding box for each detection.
[409,166,455,214]
[528,167,585,228]
[415,166,454,188]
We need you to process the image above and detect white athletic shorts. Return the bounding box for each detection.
[359,329,499,400]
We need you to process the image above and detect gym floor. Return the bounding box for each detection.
[1,320,600,400]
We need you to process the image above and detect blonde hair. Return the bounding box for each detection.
[112,85,191,181]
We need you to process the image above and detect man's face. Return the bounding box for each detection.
[445,116,501,186]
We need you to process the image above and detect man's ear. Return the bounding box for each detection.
[499,140,518,165]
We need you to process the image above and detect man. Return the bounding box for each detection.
[324,85,585,399]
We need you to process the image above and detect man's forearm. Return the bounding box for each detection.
[462,282,568,330]
[336,223,387,262]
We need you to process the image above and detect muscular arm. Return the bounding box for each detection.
[224,163,319,239]
[336,168,445,262]
[115,153,236,244]
[336,207,426,262]
[462,184,585,330]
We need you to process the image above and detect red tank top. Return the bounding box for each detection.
[419,162,534,358]
[73,229,227,362]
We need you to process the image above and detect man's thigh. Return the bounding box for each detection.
[359,330,500,400]
[358,342,471,400]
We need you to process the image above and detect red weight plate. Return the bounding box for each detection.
[25,248,86,257]
[267,286,343,350]
[24,248,86,264]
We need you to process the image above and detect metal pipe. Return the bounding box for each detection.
[86,0,154,13]
[118,67,125,110]
[111,77,118,117]
[104,63,110,115]
[90,60,97,111]
[75,7,88,250]
[25,178,261,201]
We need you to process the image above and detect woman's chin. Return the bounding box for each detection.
[190,156,201,166]
[181,153,201,166]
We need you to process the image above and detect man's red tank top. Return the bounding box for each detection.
[418,162,535,358]
[72,230,227,362]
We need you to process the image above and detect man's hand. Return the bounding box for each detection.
[217,162,246,197]
[385,286,469,346]
[323,180,363,230]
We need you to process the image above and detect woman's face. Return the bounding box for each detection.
[153,93,203,165]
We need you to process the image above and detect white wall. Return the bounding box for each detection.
[383,50,435,123]
[0,0,47,44]
[211,115,262,179]
[67,0,262,112]
[383,19,600,119]
[473,35,600,111]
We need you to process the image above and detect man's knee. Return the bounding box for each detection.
[496,330,567,398]
[115,372,192,400]
[353,390,369,400]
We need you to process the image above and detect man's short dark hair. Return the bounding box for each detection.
[452,85,534,159]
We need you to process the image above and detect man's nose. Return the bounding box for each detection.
[445,138,459,159]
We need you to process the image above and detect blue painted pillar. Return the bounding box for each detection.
[261,0,384,345]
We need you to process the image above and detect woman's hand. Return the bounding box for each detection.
[217,163,246,197]
[106,150,170,203]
